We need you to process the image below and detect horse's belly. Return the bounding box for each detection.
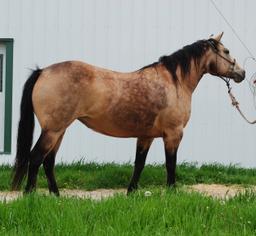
[78,115,161,138]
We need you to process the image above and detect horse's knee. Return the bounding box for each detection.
[137,138,153,153]
[163,127,183,152]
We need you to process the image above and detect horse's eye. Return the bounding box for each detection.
[224,49,229,54]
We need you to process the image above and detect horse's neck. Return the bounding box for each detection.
[183,59,206,94]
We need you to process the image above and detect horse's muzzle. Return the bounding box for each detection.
[233,70,245,83]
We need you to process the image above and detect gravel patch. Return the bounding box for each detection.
[188,184,253,199]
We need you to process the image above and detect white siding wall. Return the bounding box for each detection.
[0,0,256,167]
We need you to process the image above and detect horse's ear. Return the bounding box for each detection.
[211,32,224,42]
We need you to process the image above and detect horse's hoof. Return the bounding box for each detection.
[23,189,35,195]
[127,185,138,195]
[23,185,36,195]
[166,183,177,192]
[49,190,60,197]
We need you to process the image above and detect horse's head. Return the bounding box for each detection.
[206,32,245,83]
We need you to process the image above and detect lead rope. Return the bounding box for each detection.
[209,0,256,124]
[221,77,256,124]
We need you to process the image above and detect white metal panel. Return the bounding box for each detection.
[0,0,256,167]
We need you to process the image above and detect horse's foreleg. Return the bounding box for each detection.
[43,132,65,196]
[165,148,178,186]
[163,128,183,187]
[127,138,154,194]
[24,131,62,194]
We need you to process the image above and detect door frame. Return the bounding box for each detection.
[0,38,13,154]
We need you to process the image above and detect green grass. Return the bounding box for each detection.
[0,162,256,191]
[1,163,256,235]
[0,188,256,235]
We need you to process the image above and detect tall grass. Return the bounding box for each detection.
[0,162,256,191]
[0,189,255,235]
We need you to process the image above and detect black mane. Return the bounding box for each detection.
[141,39,219,81]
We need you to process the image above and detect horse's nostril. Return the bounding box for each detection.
[242,70,246,78]
[239,70,246,79]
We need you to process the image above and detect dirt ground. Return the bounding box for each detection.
[0,184,255,203]
[187,184,255,199]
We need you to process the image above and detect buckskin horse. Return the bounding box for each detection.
[12,33,245,195]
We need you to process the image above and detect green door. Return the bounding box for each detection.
[0,45,6,152]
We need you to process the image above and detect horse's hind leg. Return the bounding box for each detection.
[43,132,65,196]
[24,130,62,194]
[127,138,153,194]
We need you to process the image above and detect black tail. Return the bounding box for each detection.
[11,68,42,190]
